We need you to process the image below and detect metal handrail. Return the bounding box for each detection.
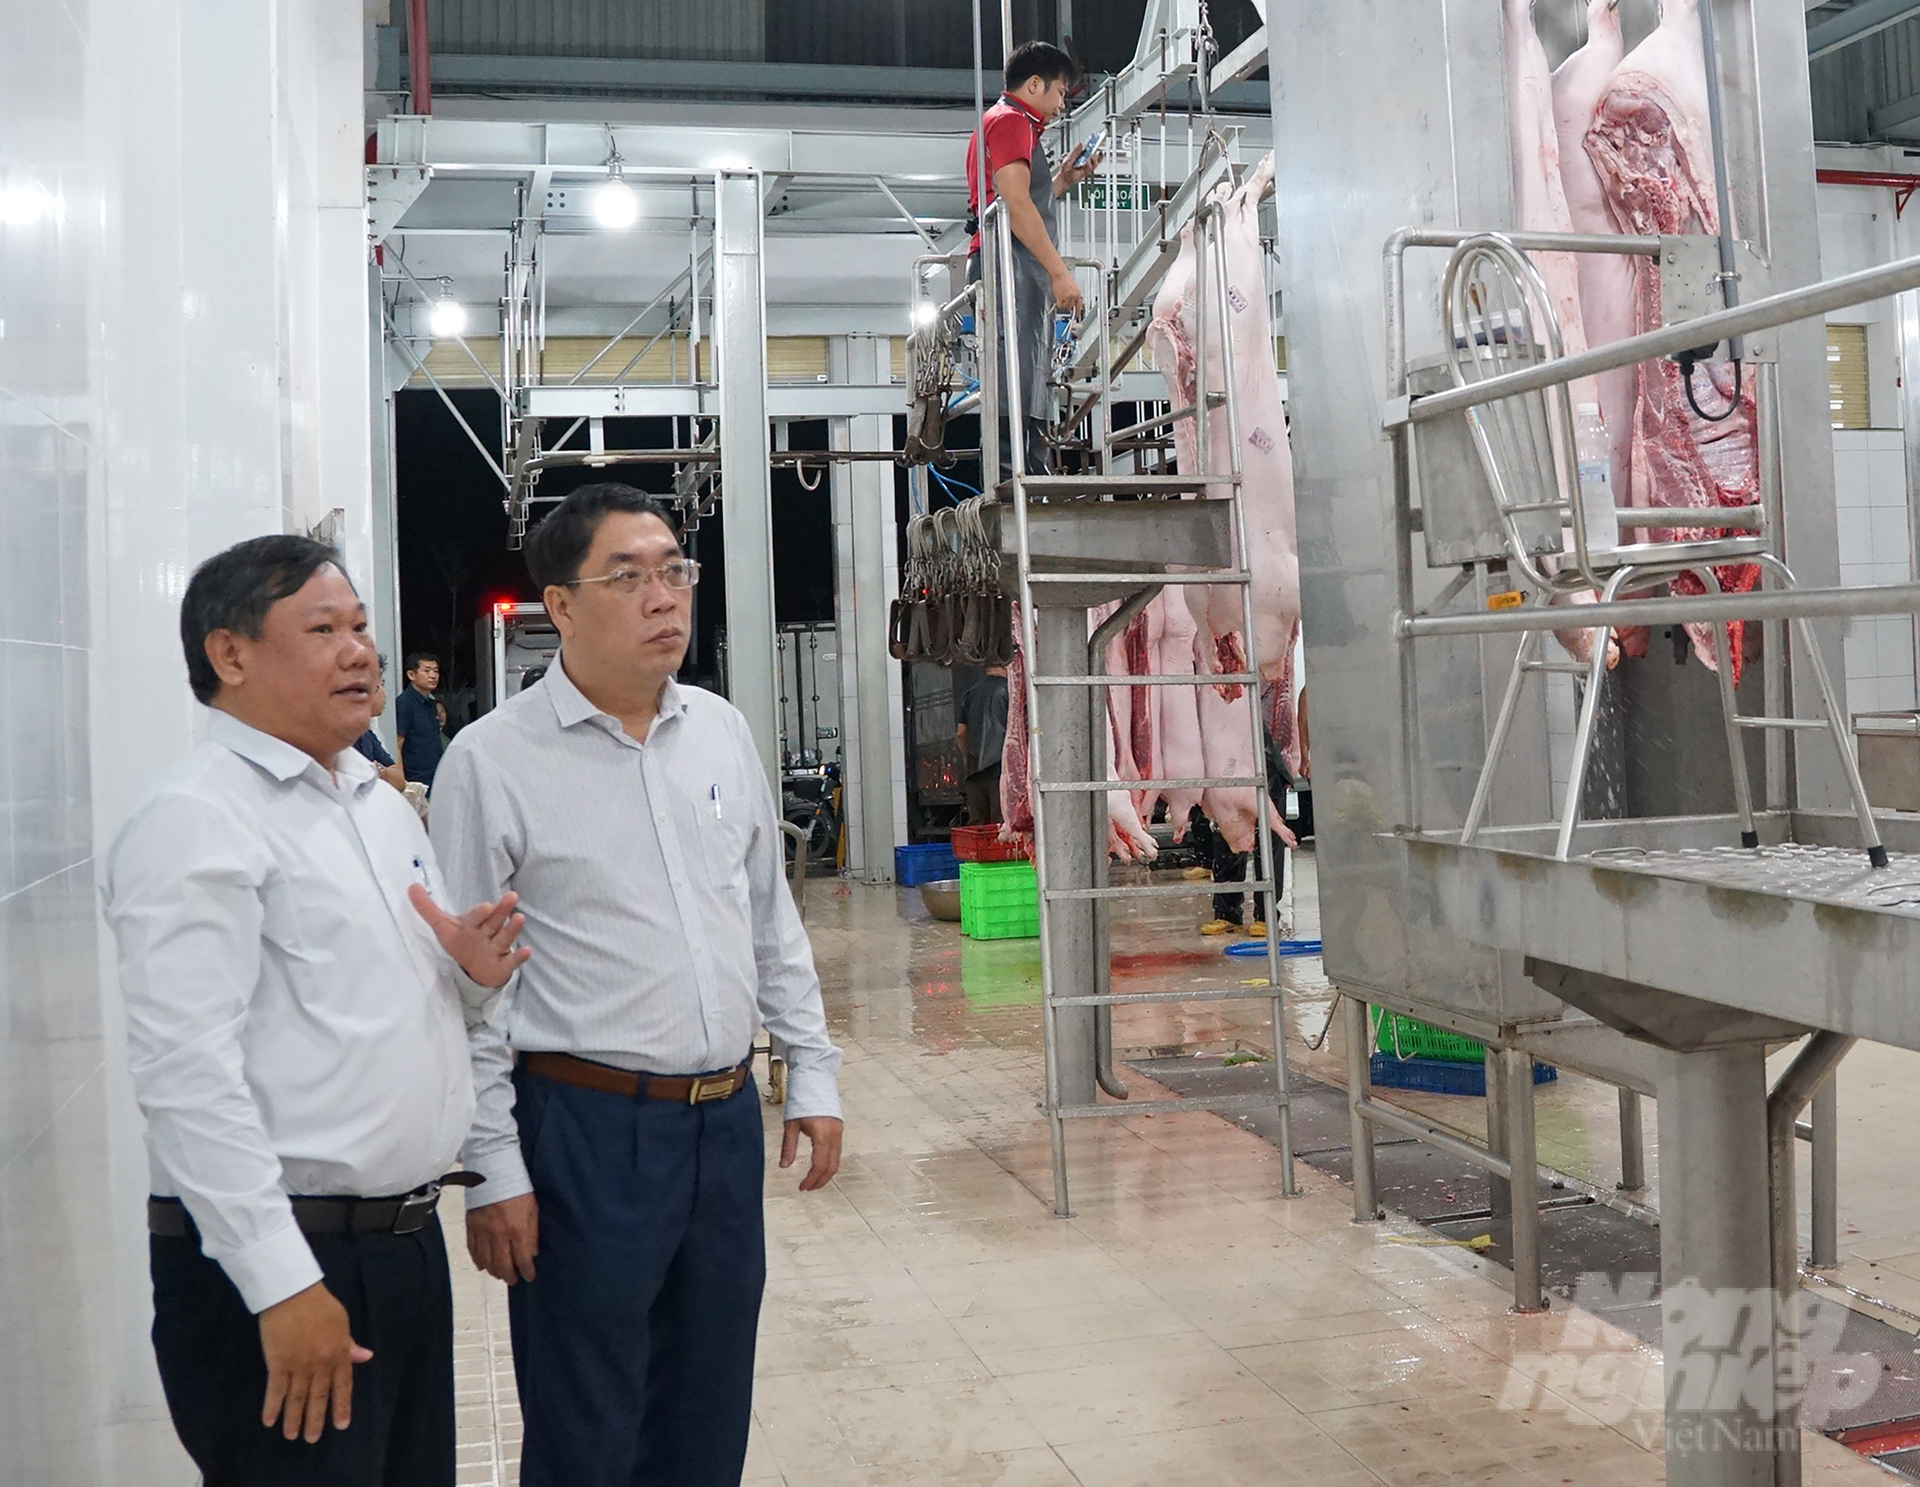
[1399,579,1920,640]
[1389,249,1920,428]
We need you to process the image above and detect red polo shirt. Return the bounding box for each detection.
[966,93,1047,253]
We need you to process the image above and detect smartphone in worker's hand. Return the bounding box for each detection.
[1072,128,1107,170]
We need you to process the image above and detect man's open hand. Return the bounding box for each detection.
[779,1116,844,1192]
[409,886,530,989]
[467,1193,539,1285]
[258,1282,372,1442]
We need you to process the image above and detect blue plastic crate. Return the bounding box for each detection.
[895,843,960,887]
[1367,1053,1557,1098]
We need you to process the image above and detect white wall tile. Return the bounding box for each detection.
[1869,505,1913,573]
[1879,620,1915,682]
[1836,506,1875,567]
[1845,624,1879,683]
[1870,449,1910,509]
[1833,449,1871,508]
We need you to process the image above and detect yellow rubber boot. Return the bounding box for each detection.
[1200,919,1237,936]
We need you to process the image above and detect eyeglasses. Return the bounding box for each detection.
[567,559,701,596]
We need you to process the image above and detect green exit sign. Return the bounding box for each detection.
[1075,181,1152,211]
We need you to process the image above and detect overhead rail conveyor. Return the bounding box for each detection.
[903,0,1292,1218]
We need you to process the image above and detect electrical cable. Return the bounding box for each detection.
[928,466,982,505]
[1677,349,1742,424]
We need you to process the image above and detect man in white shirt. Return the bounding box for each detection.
[102,535,529,1487]
[431,484,844,1487]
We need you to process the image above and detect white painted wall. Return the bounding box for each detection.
[1,0,371,1478]
[1818,167,1920,719]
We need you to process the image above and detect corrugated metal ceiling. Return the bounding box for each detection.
[1809,0,1920,143]
[422,0,1262,79]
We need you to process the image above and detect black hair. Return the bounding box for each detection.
[524,482,679,592]
[179,535,349,705]
[404,651,440,678]
[1005,40,1077,92]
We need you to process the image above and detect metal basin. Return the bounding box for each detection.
[919,879,962,921]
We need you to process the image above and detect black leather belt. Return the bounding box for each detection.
[148,1172,482,1240]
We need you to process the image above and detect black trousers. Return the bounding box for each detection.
[1208,826,1288,926]
[508,1063,767,1487]
[149,1213,454,1487]
[965,765,1003,825]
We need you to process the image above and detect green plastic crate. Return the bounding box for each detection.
[1371,1008,1486,1064]
[960,860,1039,940]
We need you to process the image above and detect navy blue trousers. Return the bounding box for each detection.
[508,1064,767,1487]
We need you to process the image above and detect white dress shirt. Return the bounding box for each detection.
[430,660,843,1209]
[101,712,483,1314]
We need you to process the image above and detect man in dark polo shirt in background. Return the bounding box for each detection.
[396,651,444,790]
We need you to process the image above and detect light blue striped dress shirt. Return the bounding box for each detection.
[429,659,843,1207]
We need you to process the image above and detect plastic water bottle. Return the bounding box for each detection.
[1574,402,1619,554]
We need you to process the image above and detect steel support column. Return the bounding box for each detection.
[1809,1074,1839,1270]
[714,171,780,793]
[1619,1086,1647,1192]
[369,263,407,750]
[830,333,905,879]
[1657,1044,1775,1487]
[1346,997,1382,1223]
[1500,1047,1544,1312]
[1035,606,1098,1109]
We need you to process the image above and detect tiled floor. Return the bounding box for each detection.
[445,852,1896,1486]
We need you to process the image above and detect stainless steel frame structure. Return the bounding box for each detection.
[1274,1,1920,1481]
[978,181,1300,1217]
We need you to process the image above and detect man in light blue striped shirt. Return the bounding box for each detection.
[429,484,844,1487]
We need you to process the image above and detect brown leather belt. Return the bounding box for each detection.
[520,1051,750,1104]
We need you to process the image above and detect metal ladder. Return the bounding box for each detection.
[981,191,1298,1218]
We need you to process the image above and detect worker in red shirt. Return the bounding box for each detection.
[965,41,1102,478]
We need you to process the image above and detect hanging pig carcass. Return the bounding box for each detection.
[1583,0,1761,677]
[1146,151,1304,853]
[1551,0,1634,500]
[996,605,1158,863]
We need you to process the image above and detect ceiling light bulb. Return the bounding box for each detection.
[595,175,639,229]
[913,301,938,328]
[428,292,467,339]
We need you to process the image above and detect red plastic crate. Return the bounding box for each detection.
[950,824,1031,863]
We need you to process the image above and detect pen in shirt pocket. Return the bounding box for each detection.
[709,784,723,820]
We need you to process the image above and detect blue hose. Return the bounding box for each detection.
[1223,939,1321,958]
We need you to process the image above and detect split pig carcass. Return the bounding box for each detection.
[995,605,1158,863]
[1504,0,1623,669]
[1146,151,1305,820]
[1579,0,1761,676]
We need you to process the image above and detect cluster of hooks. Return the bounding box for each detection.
[888,497,1014,667]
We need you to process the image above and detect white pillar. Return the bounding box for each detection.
[714,170,780,795]
[829,335,907,879]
